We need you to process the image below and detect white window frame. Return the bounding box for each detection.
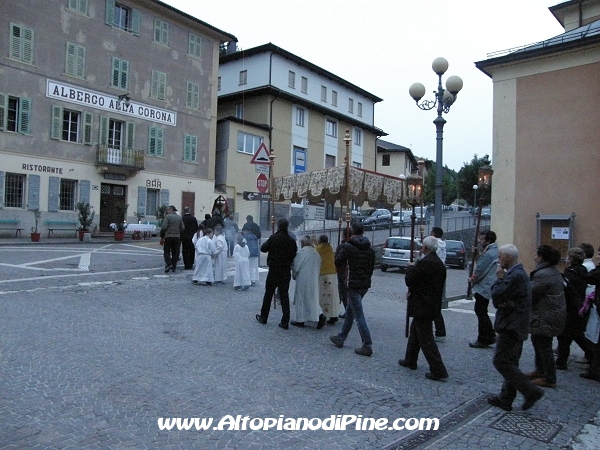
[301,76,308,94]
[348,98,354,114]
[3,173,26,208]
[1,94,31,135]
[357,102,363,117]
[59,178,78,211]
[239,70,247,86]
[237,131,263,155]
[326,119,337,138]
[321,86,327,102]
[296,107,305,127]
[235,103,243,119]
[288,71,295,88]
[332,90,338,107]
[354,129,362,146]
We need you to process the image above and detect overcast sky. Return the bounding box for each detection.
[165,0,565,171]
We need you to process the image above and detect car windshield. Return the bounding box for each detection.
[387,239,413,250]
[446,241,463,250]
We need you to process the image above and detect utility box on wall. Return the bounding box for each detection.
[536,213,576,262]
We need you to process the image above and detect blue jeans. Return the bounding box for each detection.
[337,289,372,348]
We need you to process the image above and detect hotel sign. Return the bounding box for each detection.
[46,80,177,126]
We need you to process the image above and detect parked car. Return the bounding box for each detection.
[445,240,466,269]
[413,206,431,224]
[352,208,392,230]
[392,210,412,227]
[380,237,421,272]
[480,207,491,219]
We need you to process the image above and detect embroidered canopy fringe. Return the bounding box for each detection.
[273,166,404,208]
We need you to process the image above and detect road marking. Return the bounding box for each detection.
[78,252,91,271]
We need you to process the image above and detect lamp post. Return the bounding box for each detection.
[417,159,426,242]
[397,174,406,236]
[466,164,493,299]
[409,57,463,229]
[343,129,352,238]
[406,174,423,263]
[472,184,478,217]
[269,148,276,233]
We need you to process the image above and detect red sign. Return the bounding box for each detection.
[250,143,272,165]
[256,173,269,193]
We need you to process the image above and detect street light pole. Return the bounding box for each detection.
[409,57,463,229]
[472,184,478,213]
[405,173,423,338]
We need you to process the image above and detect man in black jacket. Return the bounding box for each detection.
[180,207,198,270]
[256,218,297,329]
[330,222,375,357]
[399,236,449,381]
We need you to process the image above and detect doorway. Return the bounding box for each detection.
[100,183,127,231]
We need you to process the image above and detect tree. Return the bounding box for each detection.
[423,165,457,206]
[457,154,492,206]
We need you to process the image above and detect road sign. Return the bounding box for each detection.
[250,143,272,165]
[255,164,269,175]
[256,173,268,193]
[304,204,325,220]
[243,191,271,201]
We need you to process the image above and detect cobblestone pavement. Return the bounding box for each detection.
[1,238,599,449]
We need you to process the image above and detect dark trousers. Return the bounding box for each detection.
[404,317,448,378]
[474,293,496,344]
[587,339,600,377]
[434,311,446,337]
[181,237,195,269]
[556,321,592,366]
[493,332,541,405]
[531,334,556,384]
[337,271,347,308]
[163,237,181,268]
[260,269,291,326]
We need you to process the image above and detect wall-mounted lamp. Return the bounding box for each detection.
[118,93,130,108]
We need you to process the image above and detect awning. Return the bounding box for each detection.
[273,166,405,208]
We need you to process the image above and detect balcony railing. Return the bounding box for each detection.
[96,145,145,175]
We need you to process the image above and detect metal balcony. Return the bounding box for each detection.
[95,145,145,176]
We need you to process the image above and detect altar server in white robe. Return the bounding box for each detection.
[193,228,216,286]
[233,233,251,290]
[212,225,228,285]
[291,235,325,328]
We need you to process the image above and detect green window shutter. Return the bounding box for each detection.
[47,176,59,212]
[156,128,164,156]
[75,45,85,78]
[19,98,31,135]
[99,115,108,145]
[158,72,166,100]
[0,93,5,131]
[79,180,91,204]
[51,105,62,140]
[28,175,40,210]
[120,60,128,90]
[105,0,115,25]
[160,189,169,207]
[68,0,78,10]
[83,112,93,145]
[148,127,156,155]
[126,122,135,149]
[153,19,161,43]
[137,186,147,216]
[111,58,120,87]
[22,27,34,64]
[10,24,21,60]
[131,9,141,36]
[152,71,165,100]
[161,21,169,45]
[66,42,75,75]
[151,71,158,98]
[0,172,4,208]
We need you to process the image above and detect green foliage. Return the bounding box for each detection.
[457,154,492,206]
[30,208,41,233]
[423,165,458,206]
[76,202,95,231]
[155,205,167,227]
[114,201,129,231]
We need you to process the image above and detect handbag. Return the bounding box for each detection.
[584,304,600,344]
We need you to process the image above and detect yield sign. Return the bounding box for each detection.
[250,143,272,165]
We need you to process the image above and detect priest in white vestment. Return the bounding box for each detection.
[291,235,325,328]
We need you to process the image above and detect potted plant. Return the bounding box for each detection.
[76,202,95,241]
[155,205,167,227]
[114,200,129,241]
[135,211,145,224]
[30,208,41,242]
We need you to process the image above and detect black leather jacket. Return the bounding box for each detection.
[335,235,374,291]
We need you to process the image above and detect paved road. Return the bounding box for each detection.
[1,238,599,449]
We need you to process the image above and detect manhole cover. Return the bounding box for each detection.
[490,413,562,443]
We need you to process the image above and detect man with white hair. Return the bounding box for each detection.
[291,235,325,329]
[399,235,449,381]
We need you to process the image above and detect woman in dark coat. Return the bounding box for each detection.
[556,247,590,370]
[527,245,566,388]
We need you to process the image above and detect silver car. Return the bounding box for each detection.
[380,237,421,272]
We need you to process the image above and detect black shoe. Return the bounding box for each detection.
[329,335,344,348]
[278,323,289,330]
[555,363,568,370]
[192,280,198,285]
[170,266,176,272]
[469,341,492,349]
[398,359,417,370]
[255,314,266,325]
[317,314,326,329]
[291,321,305,327]
[487,396,512,412]
[165,266,171,273]
[425,372,448,382]
[327,318,338,324]
[522,389,544,410]
[580,372,600,382]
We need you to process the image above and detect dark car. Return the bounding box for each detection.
[352,208,392,230]
[480,207,491,219]
[445,240,466,269]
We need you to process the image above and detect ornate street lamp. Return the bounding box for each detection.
[409,57,463,228]
[417,159,426,242]
[406,173,423,263]
[466,163,494,299]
[343,129,352,238]
[269,148,276,233]
[397,174,407,236]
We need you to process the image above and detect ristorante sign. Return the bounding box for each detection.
[46,80,177,126]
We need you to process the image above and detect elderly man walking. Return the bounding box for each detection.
[291,235,325,329]
[487,244,544,411]
[160,205,184,273]
[398,236,449,381]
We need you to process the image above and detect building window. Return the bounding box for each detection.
[237,131,263,155]
[357,102,363,117]
[352,161,362,168]
[188,33,202,58]
[348,98,354,114]
[217,76,221,91]
[106,0,140,35]
[354,129,362,146]
[65,42,86,79]
[148,126,164,156]
[9,23,34,64]
[67,0,89,16]
[0,95,31,134]
[321,86,327,102]
[332,90,338,107]
[382,154,390,166]
[51,106,92,144]
[151,70,166,101]
[99,116,134,162]
[288,71,295,88]
[111,57,129,90]
[3,173,26,208]
[146,188,159,216]
[235,103,243,119]
[59,179,78,211]
[183,134,197,162]
[301,76,308,94]
[296,107,305,127]
[186,81,199,109]
[239,70,247,85]
[153,18,169,46]
[326,119,337,138]
[325,154,336,168]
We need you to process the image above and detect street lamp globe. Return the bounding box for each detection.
[409,83,426,102]
[445,75,464,94]
[432,57,449,75]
